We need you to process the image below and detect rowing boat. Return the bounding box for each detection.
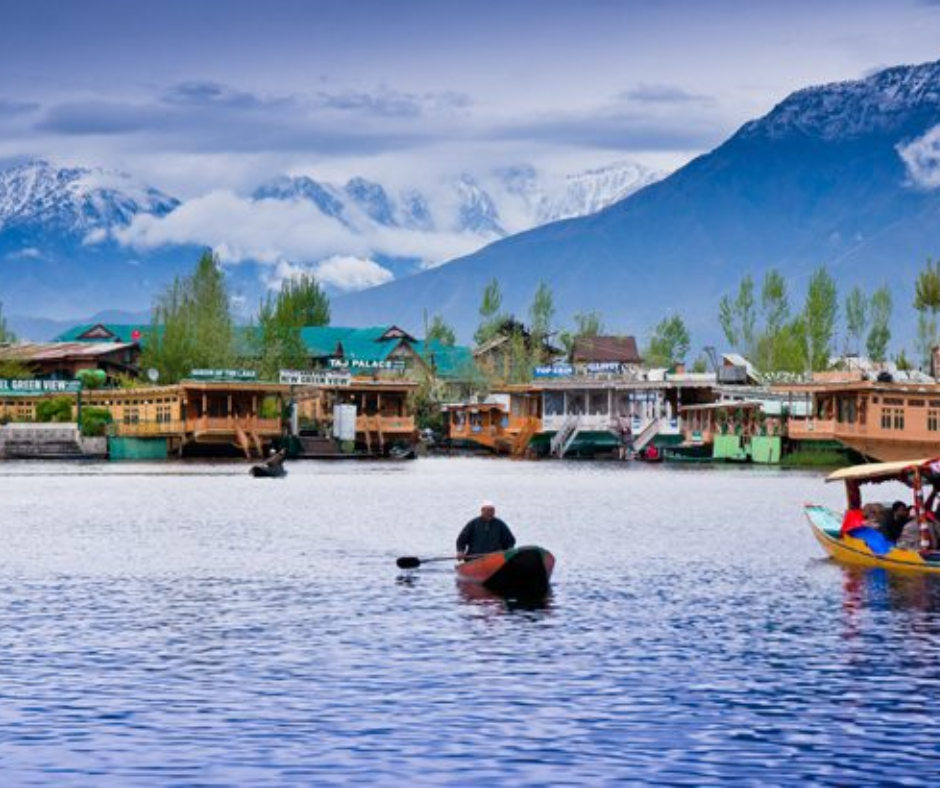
[805,457,940,574]
[456,545,555,595]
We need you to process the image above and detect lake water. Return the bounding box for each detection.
[1,457,939,785]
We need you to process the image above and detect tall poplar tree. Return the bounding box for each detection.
[799,265,838,372]
[867,285,892,363]
[140,250,236,383]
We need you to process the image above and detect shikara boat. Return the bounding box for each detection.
[250,462,287,478]
[456,545,555,595]
[805,457,940,574]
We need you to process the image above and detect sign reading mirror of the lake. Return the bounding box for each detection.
[188,369,258,381]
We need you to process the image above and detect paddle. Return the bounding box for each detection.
[396,553,485,569]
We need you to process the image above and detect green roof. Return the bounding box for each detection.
[413,341,476,380]
[55,322,474,377]
[54,323,154,345]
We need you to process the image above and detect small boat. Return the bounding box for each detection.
[456,545,555,596]
[250,463,287,478]
[805,457,940,574]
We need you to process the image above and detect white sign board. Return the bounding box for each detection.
[279,370,352,387]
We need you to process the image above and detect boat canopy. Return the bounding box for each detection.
[826,458,938,485]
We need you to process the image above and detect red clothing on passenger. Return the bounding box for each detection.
[841,509,866,536]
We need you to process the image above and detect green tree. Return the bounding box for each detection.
[140,250,237,383]
[36,396,73,422]
[718,294,736,348]
[0,301,15,344]
[799,265,838,372]
[844,286,868,356]
[867,285,892,363]
[527,281,555,367]
[913,259,940,369]
[255,273,330,379]
[474,278,505,346]
[718,275,756,355]
[758,268,790,371]
[645,315,691,368]
[425,314,456,347]
[558,310,604,357]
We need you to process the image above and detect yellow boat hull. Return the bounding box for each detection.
[805,505,940,574]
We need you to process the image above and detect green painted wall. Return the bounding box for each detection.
[108,437,168,460]
[750,436,782,464]
[713,434,748,461]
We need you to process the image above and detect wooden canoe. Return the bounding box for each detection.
[456,545,555,595]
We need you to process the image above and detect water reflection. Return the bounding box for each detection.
[840,565,940,614]
[455,579,554,613]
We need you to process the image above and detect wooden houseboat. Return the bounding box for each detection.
[1,380,289,459]
[447,375,715,458]
[291,377,418,458]
[777,380,940,462]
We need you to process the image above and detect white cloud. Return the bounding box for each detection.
[313,256,394,291]
[264,257,393,293]
[5,247,44,261]
[898,124,940,189]
[115,188,491,272]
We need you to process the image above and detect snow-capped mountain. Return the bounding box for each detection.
[0,160,178,239]
[742,60,940,141]
[536,162,663,223]
[331,58,940,342]
[249,162,661,238]
[0,155,663,329]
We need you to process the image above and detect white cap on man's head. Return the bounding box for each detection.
[481,500,495,509]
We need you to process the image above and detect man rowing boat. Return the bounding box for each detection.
[456,500,516,559]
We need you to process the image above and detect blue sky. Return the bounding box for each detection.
[3,0,940,195]
[2,0,940,294]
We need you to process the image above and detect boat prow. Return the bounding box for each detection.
[250,463,287,478]
[456,545,555,596]
[805,504,940,574]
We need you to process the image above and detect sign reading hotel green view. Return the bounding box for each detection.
[279,370,352,386]
[189,369,258,382]
[0,379,83,395]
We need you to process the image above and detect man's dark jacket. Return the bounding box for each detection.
[456,516,516,555]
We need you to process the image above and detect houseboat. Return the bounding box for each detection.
[777,379,940,462]
[291,376,418,458]
[447,373,716,458]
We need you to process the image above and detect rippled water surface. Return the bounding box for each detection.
[2,457,940,785]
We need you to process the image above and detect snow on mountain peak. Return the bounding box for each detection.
[741,59,940,142]
[0,159,178,236]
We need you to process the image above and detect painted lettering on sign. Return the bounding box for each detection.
[0,379,83,394]
[279,370,352,386]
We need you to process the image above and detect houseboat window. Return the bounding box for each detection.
[544,392,564,416]
[881,407,904,430]
[929,409,940,432]
[909,399,925,407]
[589,392,608,415]
[930,400,940,408]
[615,393,631,416]
[883,397,903,406]
[568,393,586,415]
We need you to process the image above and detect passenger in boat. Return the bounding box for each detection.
[265,448,287,468]
[456,500,516,558]
[895,510,940,551]
[884,501,912,542]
